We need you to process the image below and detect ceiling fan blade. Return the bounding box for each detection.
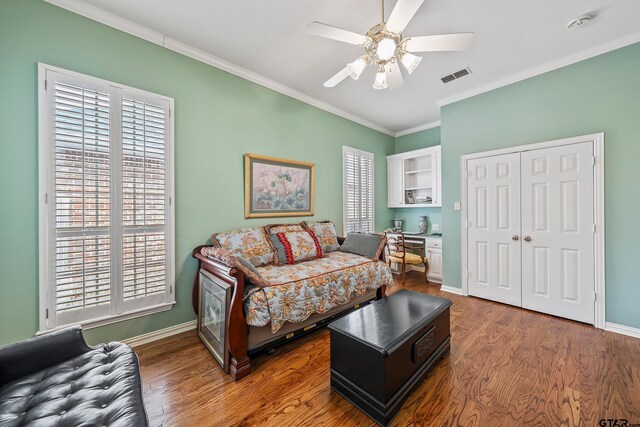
[324,67,350,88]
[386,61,404,91]
[405,33,475,52]
[385,0,424,34]
[307,21,370,46]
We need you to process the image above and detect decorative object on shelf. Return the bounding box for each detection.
[307,0,474,90]
[198,269,232,372]
[245,153,315,218]
[405,190,415,204]
[393,219,403,232]
[418,216,428,233]
[415,195,431,204]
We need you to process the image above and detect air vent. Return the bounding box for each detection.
[441,67,472,84]
[453,68,470,78]
[441,74,456,84]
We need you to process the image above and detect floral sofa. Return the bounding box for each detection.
[192,221,393,380]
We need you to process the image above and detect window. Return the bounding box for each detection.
[38,64,175,331]
[343,146,375,234]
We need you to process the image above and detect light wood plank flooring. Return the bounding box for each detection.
[135,272,640,426]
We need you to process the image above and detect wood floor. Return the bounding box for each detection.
[136,272,640,426]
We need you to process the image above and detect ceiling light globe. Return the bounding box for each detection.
[400,52,422,74]
[376,38,396,61]
[347,56,367,80]
[373,70,387,90]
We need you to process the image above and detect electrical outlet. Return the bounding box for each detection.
[454,201,461,211]
[432,224,440,231]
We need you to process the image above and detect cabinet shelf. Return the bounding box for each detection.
[405,169,432,174]
[387,145,441,209]
[401,203,441,208]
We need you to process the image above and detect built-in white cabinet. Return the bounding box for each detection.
[425,238,442,282]
[387,157,404,207]
[387,146,441,208]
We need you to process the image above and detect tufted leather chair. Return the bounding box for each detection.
[0,326,149,426]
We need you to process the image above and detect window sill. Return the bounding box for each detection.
[37,301,176,336]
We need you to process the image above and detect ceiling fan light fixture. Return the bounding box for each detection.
[376,38,397,61]
[347,56,368,80]
[400,51,422,74]
[309,0,474,90]
[373,67,388,90]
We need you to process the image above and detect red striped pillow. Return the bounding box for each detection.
[269,230,323,265]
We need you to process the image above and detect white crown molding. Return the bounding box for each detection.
[605,322,640,340]
[161,38,395,136]
[437,30,640,107]
[44,0,396,137]
[45,0,165,45]
[394,120,441,137]
[44,0,640,137]
[440,285,464,296]
[122,319,197,348]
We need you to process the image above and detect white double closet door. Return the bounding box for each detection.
[467,142,595,324]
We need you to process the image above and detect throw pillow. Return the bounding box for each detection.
[200,246,236,266]
[264,223,305,234]
[234,255,269,288]
[304,221,340,253]
[269,230,323,265]
[340,232,387,260]
[201,247,269,287]
[211,227,275,266]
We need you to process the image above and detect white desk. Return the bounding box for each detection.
[386,233,442,282]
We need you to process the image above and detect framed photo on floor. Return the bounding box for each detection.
[197,269,232,372]
[244,153,315,218]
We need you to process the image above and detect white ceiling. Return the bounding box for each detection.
[74,0,640,134]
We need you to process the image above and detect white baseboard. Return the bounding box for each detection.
[440,285,464,295]
[123,319,197,348]
[605,322,640,339]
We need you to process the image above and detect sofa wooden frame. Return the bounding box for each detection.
[191,237,387,381]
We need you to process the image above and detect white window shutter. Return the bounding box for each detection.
[343,147,375,235]
[40,65,175,331]
[53,77,113,325]
[121,95,169,310]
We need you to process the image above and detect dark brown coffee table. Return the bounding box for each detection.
[328,290,452,426]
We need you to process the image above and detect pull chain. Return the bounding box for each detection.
[381,0,385,23]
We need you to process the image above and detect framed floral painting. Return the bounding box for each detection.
[244,153,315,218]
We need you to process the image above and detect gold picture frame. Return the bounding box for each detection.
[244,153,315,218]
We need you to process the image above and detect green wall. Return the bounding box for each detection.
[441,42,640,328]
[395,126,441,153]
[392,209,442,234]
[0,0,394,345]
[392,127,442,233]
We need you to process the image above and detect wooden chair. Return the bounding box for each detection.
[385,230,429,285]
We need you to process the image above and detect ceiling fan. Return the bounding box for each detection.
[307,0,474,90]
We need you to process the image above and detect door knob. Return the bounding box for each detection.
[524,236,532,242]
[512,235,519,241]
